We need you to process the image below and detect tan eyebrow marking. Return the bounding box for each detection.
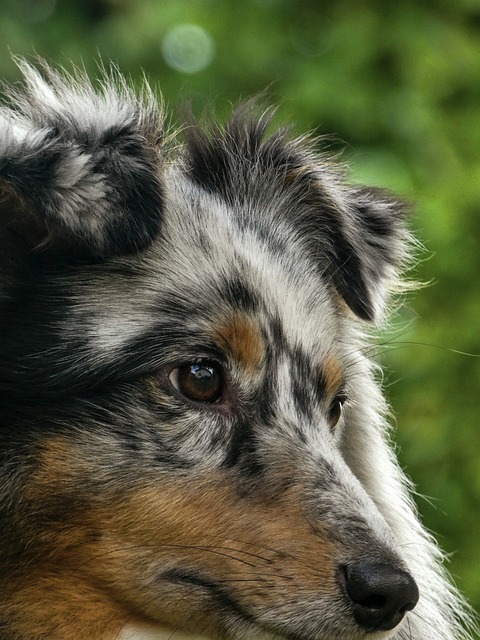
[323,355,344,398]
[214,312,265,374]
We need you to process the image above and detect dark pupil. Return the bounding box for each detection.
[178,363,222,402]
[329,397,344,427]
[329,401,341,425]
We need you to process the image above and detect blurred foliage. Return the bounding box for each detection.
[1,0,479,620]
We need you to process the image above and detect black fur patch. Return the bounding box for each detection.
[219,276,260,313]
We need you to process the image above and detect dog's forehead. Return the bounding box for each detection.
[162,170,324,306]
[73,169,340,363]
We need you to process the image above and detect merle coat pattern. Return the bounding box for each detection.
[0,62,474,640]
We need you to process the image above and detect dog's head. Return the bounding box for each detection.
[0,63,420,640]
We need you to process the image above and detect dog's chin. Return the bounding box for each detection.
[118,622,282,640]
[118,623,267,640]
[118,620,397,640]
[119,622,211,640]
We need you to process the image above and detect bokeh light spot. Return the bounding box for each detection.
[162,24,215,74]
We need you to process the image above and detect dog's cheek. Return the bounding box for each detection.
[2,438,130,640]
[86,480,342,636]
[14,436,343,639]
[1,575,127,640]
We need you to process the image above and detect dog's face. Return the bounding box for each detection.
[0,64,437,640]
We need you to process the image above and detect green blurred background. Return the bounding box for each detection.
[1,0,479,622]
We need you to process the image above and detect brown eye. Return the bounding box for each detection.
[169,360,223,403]
[328,394,346,428]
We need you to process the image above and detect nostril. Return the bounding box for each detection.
[359,593,387,609]
[340,562,419,632]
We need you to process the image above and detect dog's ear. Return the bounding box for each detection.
[174,104,411,324]
[0,61,164,261]
[321,185,411,322]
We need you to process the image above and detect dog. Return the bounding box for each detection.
[0,61,474,640]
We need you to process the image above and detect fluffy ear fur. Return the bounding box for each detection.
[0,61,164,260]
[183,109,410,323]
[320,184,411,322]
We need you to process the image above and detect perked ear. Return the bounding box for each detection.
[325,185,411,323]
[0,60,164,259]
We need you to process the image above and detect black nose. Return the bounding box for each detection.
[341,562,419,631]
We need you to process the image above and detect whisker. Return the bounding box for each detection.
[223,536,298,561]
[77,541,279,571]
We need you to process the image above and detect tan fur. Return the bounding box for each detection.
[322,355,344,400]
[214,313,265,374]
[8,436,338,639]
[3,574,127,640]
